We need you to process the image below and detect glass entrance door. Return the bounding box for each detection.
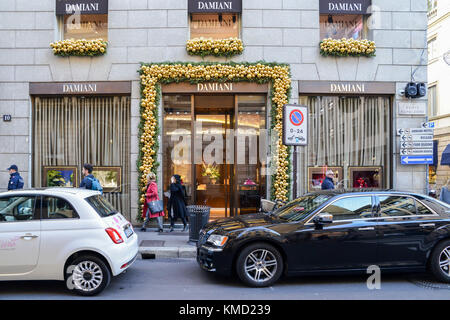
[194,95,234,220]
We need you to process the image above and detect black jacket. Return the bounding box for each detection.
[321,177,335,190]
[168,183,187,219]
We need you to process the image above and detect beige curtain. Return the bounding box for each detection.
[33,96,131,219]
[298,95,391,193]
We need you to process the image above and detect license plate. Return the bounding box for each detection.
[124,224,134,238]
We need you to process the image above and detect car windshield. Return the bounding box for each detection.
[271,194,332,222]
[86,195,118,217]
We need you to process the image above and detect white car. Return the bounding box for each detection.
[0,188,138,296]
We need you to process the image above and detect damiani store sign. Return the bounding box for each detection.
[319,0,372,15]
[56,0,109,15]
[188,0,242,13]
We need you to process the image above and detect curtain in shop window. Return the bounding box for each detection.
[33,96,131,219]
[298,96,391,193]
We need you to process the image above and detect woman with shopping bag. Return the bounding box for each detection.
[141,172,164,232]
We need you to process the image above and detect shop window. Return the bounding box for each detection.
[190,13,240,39]
[58,13,108,40]
[320,14,368,40]
[428,84,437,117]
[300,95,391,192]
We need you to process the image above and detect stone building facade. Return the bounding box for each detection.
[0,0,429,223]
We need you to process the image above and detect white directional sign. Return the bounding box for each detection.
[398,127,434,165]
[400,141,434,149]
[400,134,434,142]
[397,128,434,136]
[400,149,434,156]
[283,105,308,146]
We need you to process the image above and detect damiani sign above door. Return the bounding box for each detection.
[56,0,109,15]
[188,0,242,13]
[320,0,372,15]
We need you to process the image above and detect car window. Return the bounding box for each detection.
[322,196,373,221]
[379,196,416,217]
[271,194,332,222]
[415,200,433,215]
[0,196,37,222]
[85,195,117,217]
[42,196,79,219]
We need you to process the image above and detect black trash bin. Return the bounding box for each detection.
[187,205,210,243]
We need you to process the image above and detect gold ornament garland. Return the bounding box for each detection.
[320,38,376,57]
[50,38,107,57]
[186,38,244,57]
[138,62,291,217]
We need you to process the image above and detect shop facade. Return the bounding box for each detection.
[0,0,429,223]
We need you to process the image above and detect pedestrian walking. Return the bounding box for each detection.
[168,174,188,232]
[141,172,164,232]
[7,164,24,190]
[80,163,103,193]
[321,169,335,190]
[440,179,450,204]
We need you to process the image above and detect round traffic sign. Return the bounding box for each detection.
[289,109,304,126]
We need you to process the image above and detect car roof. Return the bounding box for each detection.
[0,188,100,198]
[305,189,430,198]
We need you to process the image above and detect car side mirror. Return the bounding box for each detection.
[313,213,333,226]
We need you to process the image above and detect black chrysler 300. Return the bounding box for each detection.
[197,191,450,287]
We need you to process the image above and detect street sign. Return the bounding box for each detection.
[422,122,435,129]
[400,141,434,149]
[283,104,308,146]
[400,148,434,156]
[401,155,433,165]
[400,134,434,142]
[397,128,433,135]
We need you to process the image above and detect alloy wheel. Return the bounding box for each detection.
[72,260,104,292]
[244,249,278,283]
[439,246,450,276]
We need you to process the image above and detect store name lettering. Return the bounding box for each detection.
[197,1,233,10]
[65,3,99,13]
[328,2,363,12]
[330,83,366,93]
[63,83,98,93]
[197,83,233,92]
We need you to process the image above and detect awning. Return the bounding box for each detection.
[442,144,450,165]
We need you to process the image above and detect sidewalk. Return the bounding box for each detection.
[135,225,197,259]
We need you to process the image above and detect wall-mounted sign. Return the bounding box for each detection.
[188,0,242,13]
[319,0,372,15]
[161,82,268,94]
[299,81,396,95]
[283,105,308,146]
[29,81,131,96]
[397,102,427,116]
[3,115,12,122]
[56,0,109,15]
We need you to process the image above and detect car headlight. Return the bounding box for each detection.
[206,234,229,247]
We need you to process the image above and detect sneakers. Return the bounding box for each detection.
[140,227,146,232]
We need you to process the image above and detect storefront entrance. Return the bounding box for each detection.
[162,94,267,220]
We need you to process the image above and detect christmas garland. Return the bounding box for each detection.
[186,38,244,57]
[137,62,291,220]
[320,38,376,57]
[50,38,108,57]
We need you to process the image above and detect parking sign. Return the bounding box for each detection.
[283,105,308,146]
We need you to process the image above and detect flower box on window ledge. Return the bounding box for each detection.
[320,38,376,57]
[50,39,108,57]
[186,37,244,58]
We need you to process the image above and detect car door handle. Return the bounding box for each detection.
[358,227,375,231]
[21,234,38,240]
[419,223,435,228]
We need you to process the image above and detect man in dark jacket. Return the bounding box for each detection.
[321,169,335,190]
[80,163,95,189]
[7,164,24,190]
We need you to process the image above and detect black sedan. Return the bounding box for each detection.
[197,191,450,287]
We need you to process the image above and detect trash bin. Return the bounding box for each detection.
[187,205,210,243]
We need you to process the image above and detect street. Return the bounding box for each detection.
[0,257,449,300]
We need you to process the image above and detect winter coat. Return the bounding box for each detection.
[321,177,335,190]
[440,186,450,204]
[142,181,164,219]
[8,172,24,190]
[167,182,187,219]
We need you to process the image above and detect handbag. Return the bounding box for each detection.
[147,200,164,214]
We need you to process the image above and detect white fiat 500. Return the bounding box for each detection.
[0,188,138,296]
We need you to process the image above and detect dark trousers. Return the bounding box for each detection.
[170,215,187,228]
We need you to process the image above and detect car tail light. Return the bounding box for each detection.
[105,228,124,244]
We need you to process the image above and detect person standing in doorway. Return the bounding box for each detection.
[168,174,188,232]
[321,169,335,190]
[141,172,164,232]
[7,165,24,190]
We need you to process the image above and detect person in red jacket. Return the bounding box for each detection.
[141,172,164,232]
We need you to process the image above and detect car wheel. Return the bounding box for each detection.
[430,240,450,283]
[65,255,111,296]
[236,242,283,287]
